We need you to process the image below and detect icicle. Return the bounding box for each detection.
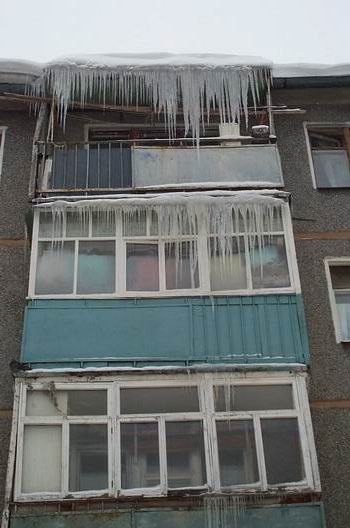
[36,192,284,290]
[31,58,271,145]
[204,494,246,528]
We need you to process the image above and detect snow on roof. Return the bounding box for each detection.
[0,57,43,82]
[273,63,350,79]
[46,53,272,70]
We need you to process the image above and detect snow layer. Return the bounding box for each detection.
[33,53,271,145]
[46,53,272,69]
[273,63,350,78]
[0,57,43,78]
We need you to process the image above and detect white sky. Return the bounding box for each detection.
[1,0,349,65]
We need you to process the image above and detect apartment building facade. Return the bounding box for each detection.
[3,54,349,527]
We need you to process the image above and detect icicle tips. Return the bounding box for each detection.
[31,54,272,145]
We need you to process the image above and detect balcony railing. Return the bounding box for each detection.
[35,140,284,193]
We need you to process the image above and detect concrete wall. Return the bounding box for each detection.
[0,107,35,511]
[273,86,350,528]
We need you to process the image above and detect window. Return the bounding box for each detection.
[29,204,296,298]
[15,374,318,500]
[305,124,350,188]
[0,127,6,180]
[325,259,350,342]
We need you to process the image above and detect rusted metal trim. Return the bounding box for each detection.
[295,230,350,241]
[0,239,27,247]
[311,400,350,409]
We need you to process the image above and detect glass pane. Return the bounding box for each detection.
[69,424,108,492]
[120,387,199,414]
[312,150,350,188]
[165,241,199,289]
[261,418,305,485]
[35,241,74,294]
[123,210,147,236]
[250,235,290,289]
[126,243,159,291]
[121,422,160,489]
[330,266,350,289]
[77,241,115,294]
[22,425,62,493]
[309,128,346,149]
[26,390,66,416]
[335,293,350,341]
[210,237,247,291]
[166,421,206,488]
[66,211,89,237]
[214,385,294,412]
[68,390,107,415]
[91,211,116,237]
[216,420,259,486]
[38,211,61,238]
[26,390,107,416]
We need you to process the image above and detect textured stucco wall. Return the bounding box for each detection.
[0,108,34,511]
[274,87,350,528]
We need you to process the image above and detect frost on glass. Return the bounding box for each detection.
[35,241,74,294]
[91,211,116,237]
[77,240,115,294]
[216,420,259,487]
[120,387,199,414]
[26,390,107,416]
[214,385,294,412]
[121,422,160,489]
[165,241,199,289]
[210,237,246,291]
[69,424,108,492]
[261,418,305,485]
[250,235,290,289]
[22,425,62,493]
[126,243,159,291]
[166,421,206,488]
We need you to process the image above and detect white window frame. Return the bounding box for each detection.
[14,372,319,501]
[28,202,301,299]
[304,122,350,189]
[324,257,350,343]
[0,126,7,180]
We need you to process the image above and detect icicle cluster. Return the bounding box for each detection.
[37,192,284,288]
[204,495,246,528]
[31,56,271,144]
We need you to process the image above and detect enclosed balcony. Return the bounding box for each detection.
[35,140,284,193]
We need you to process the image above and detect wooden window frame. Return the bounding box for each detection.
[28,202,301,299]
[0,126,7,181]
[304,122,350,189]
[324,257,350,343]
[14,372,319,501]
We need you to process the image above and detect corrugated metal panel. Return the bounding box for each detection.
[9,503,326,528]
[132,144,283,187]
[21,294,309,368]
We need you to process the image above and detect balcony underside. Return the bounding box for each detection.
[21,294,309,369]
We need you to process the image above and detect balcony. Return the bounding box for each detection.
[21,294,309,369]
[35,140,284,193]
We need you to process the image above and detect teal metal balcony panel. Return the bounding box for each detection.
[9,503,325,528]
[132,144,283,188]
[21,295,309,368]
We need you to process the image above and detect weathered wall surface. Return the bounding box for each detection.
[274,87,350,528]
[0,108,34,511]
